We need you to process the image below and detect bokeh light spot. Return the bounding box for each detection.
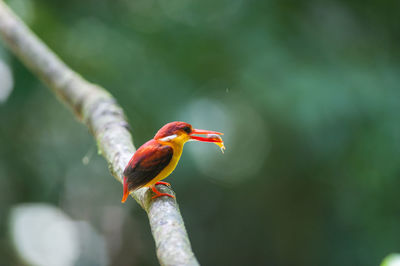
[181,98,269,185]
[10,204,79,266]
[381,254,400,266]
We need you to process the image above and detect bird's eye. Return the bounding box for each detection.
[183,126,191,134]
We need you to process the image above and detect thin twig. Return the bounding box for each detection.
[0,2,199,265]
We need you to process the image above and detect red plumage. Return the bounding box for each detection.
[122,139,173,203]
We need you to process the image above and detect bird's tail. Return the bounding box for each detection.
[121,176,129,203]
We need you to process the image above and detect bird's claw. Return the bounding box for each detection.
[155,181,171,187]
[151,193,175,199]
[150,183,175,200]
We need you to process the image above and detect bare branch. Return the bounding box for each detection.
[0,2,199,265]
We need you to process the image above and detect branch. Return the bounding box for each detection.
[0,2,199,266]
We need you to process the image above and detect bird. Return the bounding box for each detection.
[121,121,224,203]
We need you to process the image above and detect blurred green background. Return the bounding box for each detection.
[1,0,399,265]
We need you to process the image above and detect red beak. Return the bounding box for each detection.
[190,129,223,143]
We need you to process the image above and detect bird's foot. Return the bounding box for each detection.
[155,181,171,187]
[151,185,175,199]
[151,193,175,199]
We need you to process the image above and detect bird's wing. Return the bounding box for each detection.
[123,140,173,191]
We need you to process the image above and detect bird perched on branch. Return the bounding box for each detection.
[121,121,225,203]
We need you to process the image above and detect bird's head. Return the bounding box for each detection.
[154,121,223,146]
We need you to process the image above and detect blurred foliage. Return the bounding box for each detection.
[1,0,400,265]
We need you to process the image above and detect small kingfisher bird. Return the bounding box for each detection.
[121,121,225,203]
